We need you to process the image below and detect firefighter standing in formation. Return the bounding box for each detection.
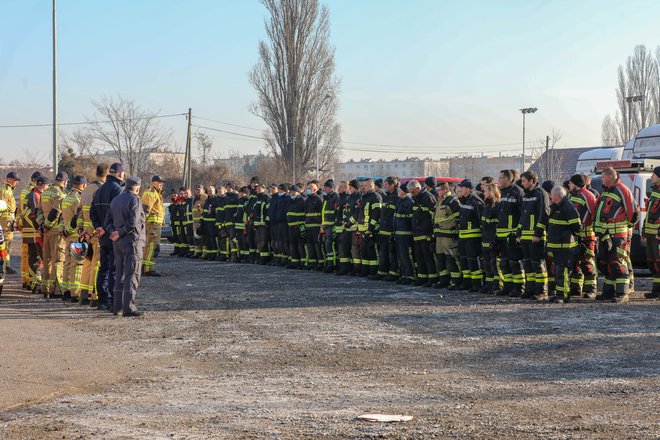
[0,171,20,274]
[18,172,41,287]
[141,176,166,276]
[8,164,660,307]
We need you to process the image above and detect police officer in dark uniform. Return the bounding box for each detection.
[106,176,146,317]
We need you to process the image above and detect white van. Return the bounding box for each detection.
[575,147,623,174]
[622,139,634,160]
[591,159,660,266]
[632,124,660,158]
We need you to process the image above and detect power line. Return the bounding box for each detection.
[191,124,265,140]
[0,112,187,129]
[193,116,264,132]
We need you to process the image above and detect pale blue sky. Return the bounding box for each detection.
[1,0,659,163]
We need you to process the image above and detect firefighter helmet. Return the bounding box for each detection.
[69,241,89,261]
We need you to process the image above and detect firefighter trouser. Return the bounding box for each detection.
[377,234,398,277]
[185,223,194,253]
[217,227,228,260]
[436,236,461,286]
[204,224,218,259]
[80,237,100,301]
[359,233,378,276]
[41,229,64,294]
[571,240,597,296]
[626,233,634,292]
[255,225,271,262]
[395,235,414,279]
[600,238,630,297]
[337,230,353,273]
[247,224,257,261]
[21,242,29,284]
[413,236,437,282]
[278,223,290,263]
[0,219,12,266]
[350,232,361,273]
[288,226,305,267]
[547,251,555,295]
[171,221,182,254]
[304,226,322,267]
[27,242,42,291]
[143,223,162,272]
[598,237,630,297]
[552,250,574,299]
[459,237,483,289]
[497,236,525,294]
[320,227,335,269]
[113,238,143,315]
[645,235,660,295]
[62,236,83,297]
[521,240,548,296]
[236,227,249,261]
[482,244,501,290]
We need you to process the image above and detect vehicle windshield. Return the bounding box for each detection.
[634,136,660,153]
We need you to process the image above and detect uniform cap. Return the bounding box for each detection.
[31,171,43,181]
[36,176,49,185]
[55,171,69,182]
[323,179,335,188]
[125,176,142,187]
[6,171,21,181]
[109,163,123,173]
[152,175,166,183]
[349,179,359,190]
[278,183,289,191]
[654,166,660,178]
[289,184,302,193]
[73,175,87,185]
[400,182,409,193]
[458,179,472,189]
[569,174,586,188]
[425,176,436,188]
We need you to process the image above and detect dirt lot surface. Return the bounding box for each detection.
[1,240,658,439]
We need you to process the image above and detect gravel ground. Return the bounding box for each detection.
[0,240,658,439]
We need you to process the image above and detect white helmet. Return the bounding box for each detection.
[0,200,7,212]
[69,241,89,261]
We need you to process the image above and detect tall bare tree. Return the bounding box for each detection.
[602,45,660,145]
[249,0,341,181]
[86,95,172,175]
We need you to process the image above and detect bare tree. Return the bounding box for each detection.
[86,95,172,175]
[602,45,660,144]
[530,129,568,183]
[249,0,341,182]
[194,131,214,171]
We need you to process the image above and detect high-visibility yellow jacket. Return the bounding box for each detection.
[141,187,165,225]
[60,188,82,236]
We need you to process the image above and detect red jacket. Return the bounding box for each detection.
[594,178,638,239]
[571,186,598,241]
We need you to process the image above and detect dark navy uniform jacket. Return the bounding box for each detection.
[105,189,146,246]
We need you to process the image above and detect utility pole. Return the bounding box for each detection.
[52,0,58,176]
[544,135,550,180]
[186,108,192,189]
